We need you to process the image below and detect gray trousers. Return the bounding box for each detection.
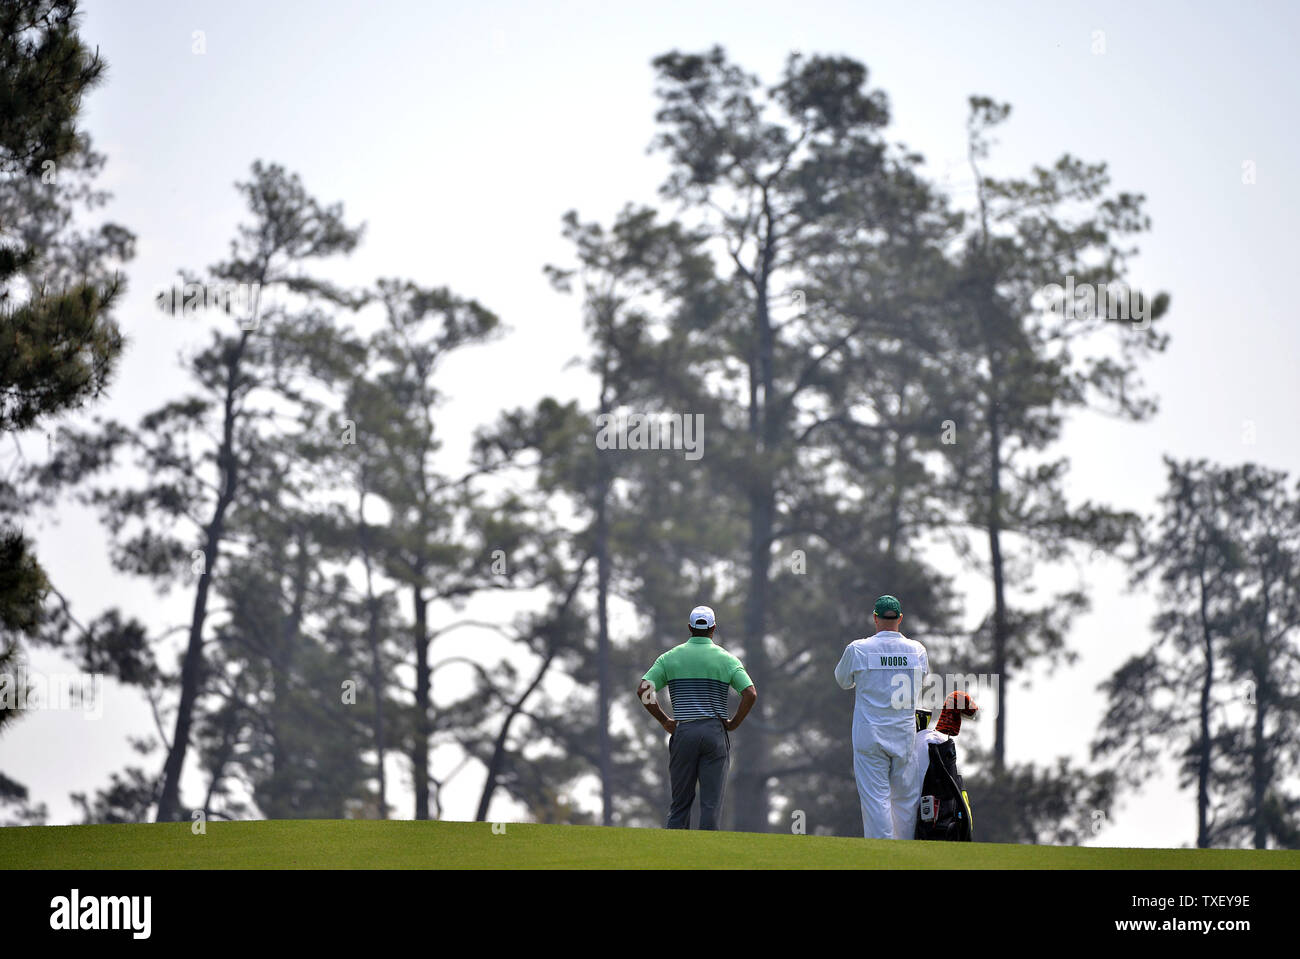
[666,718,729,830]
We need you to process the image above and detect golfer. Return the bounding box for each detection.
[637,605,757,830]
[835,595,929,839]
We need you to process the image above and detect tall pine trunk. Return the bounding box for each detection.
[988,394,1008,773]
[1252,696,1267,848]
[1251,582,1270,849]
[362,555,387,815]
[1196,564,1214,848]
[595,462,613,826]
[357,484,387,816]
[412,581,430,820]
[156,333,247,822]
[733,226,775,833]
[269,530,308,810]
[733,488,773,831]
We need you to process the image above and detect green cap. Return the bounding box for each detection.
[874,595,902,618]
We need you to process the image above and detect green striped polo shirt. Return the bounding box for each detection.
[643,636,753,722]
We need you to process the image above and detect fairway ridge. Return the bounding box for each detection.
[3,820,1297,869]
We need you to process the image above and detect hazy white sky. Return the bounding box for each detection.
[5,0,1300,847]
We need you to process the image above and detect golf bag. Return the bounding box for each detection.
[914,738,974,842]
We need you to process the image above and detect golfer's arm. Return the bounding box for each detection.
[637,680,672,727]
[729,685,757,728]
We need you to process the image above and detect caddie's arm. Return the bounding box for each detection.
[636,680,677,734]
[724,685,757,731]
[834,646,856,689]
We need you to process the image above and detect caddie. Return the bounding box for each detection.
[834,594,929,839]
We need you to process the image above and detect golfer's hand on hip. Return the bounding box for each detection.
[662,718,678,734]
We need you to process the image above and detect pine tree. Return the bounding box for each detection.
[0,2,132,823]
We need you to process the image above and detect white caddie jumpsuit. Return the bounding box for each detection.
[834,631,929,839]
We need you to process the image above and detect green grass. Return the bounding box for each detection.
[3,819,1298,869]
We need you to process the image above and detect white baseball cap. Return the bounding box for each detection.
[688,605,716,629]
